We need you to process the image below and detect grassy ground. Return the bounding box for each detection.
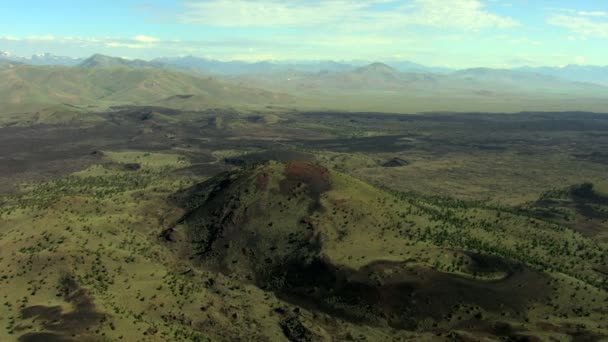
[1,109,608,340]
[166,160,608,339]
[0,152,443,341]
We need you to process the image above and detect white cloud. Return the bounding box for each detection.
[134,35,160,43]
[27,35,56,41]
[548,14,608,38]
[402,0,518,30]
[578,11,608,18]
[181,1,371,27]
[180,0,518,31]
[0,35,161,51]
[106,42,148,49]
[507,36,542,46]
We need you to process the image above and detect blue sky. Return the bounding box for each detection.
[1,0,607,67]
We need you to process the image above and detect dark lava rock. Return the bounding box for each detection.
[382,157,409,167]
[90,150,105,158]
[122,163,141,171]
[224,158,246,167]
[225,150,314,167]
[279,316,317,342]
[172,94,194,99]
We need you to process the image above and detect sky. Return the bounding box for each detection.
[0,0,607,68]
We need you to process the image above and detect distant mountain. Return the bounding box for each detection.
[154,56,452,75]
[0,51,82,66]
[27,53,83,66]
[3,51,607,85]
[154,56,356,75]
[0,64,295,113]
[345,62,406,84]
[450,68,607,92]
[231,62,446,95]
[2,52,607,114]
[312,60,355,73]
[241,62,604,95]
[354,62,398,75]
[219,63,608,116]
[389,60,452,73]
[146,56,451,75]
[516,65,608,86]
[1,52,446,74]
[452,68,561,83]
[0,52,22,69]
[154,56,270,74]
[79,54,162,69]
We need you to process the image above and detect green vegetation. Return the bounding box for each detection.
[170,160,607,338]
[103,151,190,170]
[1,108,607,341]
[0,64,295,126]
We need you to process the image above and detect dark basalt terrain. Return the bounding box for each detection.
[165,160,606,339]
[523,183,608,242]
[1,108,608,341]
[17,275,104,342]
[382,157,409,167]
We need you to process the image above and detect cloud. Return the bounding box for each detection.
[106,42,148,49]
[134,35,160,43]
[179,0,518,31]
[402,0,518,30]
[26,35,56,41]
[181,1,375,27]
[547,14,608,38]
[504,36,542,46]
[0,35,162,51]
[577,11,608,18]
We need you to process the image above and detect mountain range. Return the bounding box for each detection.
[2,51,606,85]
[0,59,294,116]
[235,62,605,99]
[1,52,608,118]
[516,65,608,86]
[0,51,83,66]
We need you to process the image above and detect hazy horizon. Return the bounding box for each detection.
[4,50,608,70]
[2,0,608,68]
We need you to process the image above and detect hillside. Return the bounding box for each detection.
[0,64,295,116]
[229,62,608,113]
[517,65,608,86]
[1,110,608,340]
[2,58,608,118]
[247,63,605,93]
[79,54,162,69]
[166,161,608,339]
[353,62,399,76]
[522,183,608,242]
